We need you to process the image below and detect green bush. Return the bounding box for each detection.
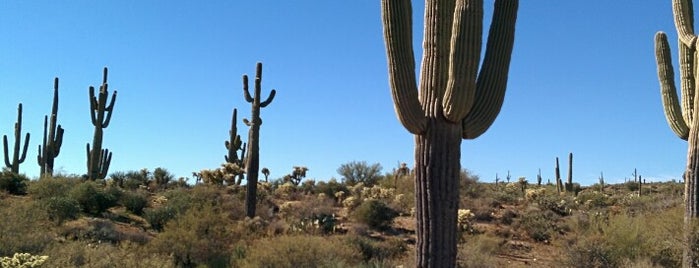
[515,207,559,242]
[41,196,80,224]
[149,205,235,267]
[120,191,148,215]
[352,199,398,230]
[315,179,349,203]
[0,199,52,256]
[347,235,407,263]
[143,206,175,231]
[239,235,361,267]
[28,176,80,199]
[68,182,118,215]
[0,169,29,195]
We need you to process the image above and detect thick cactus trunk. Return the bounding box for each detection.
[414,120,461,266]
[685,118,699,267]
[86,68,116,180]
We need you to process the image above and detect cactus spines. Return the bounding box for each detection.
[242,62,276,218]
[3,103,30,174]
[381,0,518,266]
[87,67,117,180]
[225,108,247,185]
[38,77,65,177]
[655,1,699,265]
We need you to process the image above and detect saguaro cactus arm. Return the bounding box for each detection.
[381,0,426,134]
[38,77,65,176]
[674,0,698,48]
[656,32,691,140]
[442,0,482,122]
[461,0,518,139]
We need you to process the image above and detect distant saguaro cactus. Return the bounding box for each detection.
[86,67,116,180]
[3,103,30,174]
[225,108,247,185]
[38,77,65,177]
[242,62,276,218]
[565,152,573,192]
[381,0,518,266]
[555,157,562,193]
[655,0,699,265]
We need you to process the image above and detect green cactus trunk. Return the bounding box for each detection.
[86,68,116,180]
[38,77,64,177]
[381,0,518,266]
[242,62,275,218]
[3,103,30,174]
[655,0,699,265]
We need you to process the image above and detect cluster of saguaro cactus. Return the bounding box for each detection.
[37,77,65,177]
[225,108,247,185]
[655,1,699,264]
[3,103,30,174]
[86,67,117,180]
[242,62,276,218]
[381,0,518,266]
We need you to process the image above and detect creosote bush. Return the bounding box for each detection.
[239,235,361,268]
[68,181,118,215]
[119,190,148,215]
[0,168,29,195]
[352,199,398,230]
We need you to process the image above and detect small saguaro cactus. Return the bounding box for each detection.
[242,62,276,218]
[86,67,116,180]
[3,103,30,174]
[381,0,518,266]
[225,108,247,185]
[38,77,65,177]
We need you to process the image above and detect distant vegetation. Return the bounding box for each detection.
[0,163,689,267]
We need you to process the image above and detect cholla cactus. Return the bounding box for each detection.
[457,209,475,233]
[0,253,48,268]
[342,196,360,209]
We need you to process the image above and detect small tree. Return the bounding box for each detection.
[337,161,383,187]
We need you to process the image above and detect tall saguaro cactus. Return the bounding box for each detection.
[38,77,65,177]
[3,103,30,174]
[655,0,699,265]
[242,62,275,218]
[566,152,573,192]
[225,108,247,185]
[381,0,518,266]
[86,67,116,180]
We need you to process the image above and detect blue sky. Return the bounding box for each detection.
[0,1,687,186]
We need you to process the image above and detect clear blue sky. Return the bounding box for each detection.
[0,1,686,186]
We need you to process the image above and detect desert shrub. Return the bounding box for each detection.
[352,199,398,230]
[120,190,148,215]
[28,176,80,199]
[68,182,118,215]
[0,199,52,256]
[624,180,640,192]
[566,235,618,268]
[347,235,407,263]
[240,235,361,267]
[42,241,171,267]
[0,169,29,195]
[337,161,383,187]
[152,167,173,189]
[576,190,613,209]
[143,206,175,231]
[515,207,560,242]
[460,169,484,199]
[149,204,235,267]
[457,234,502,268]
[122,169,151,190]
[60,219,122,244]
[315,178,349,203]
[41,196,80,224]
